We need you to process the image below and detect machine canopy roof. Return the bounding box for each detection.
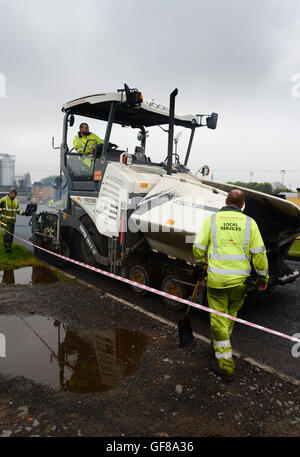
[62,92,197,128]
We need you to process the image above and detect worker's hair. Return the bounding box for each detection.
[9,188,17,195]
[227,189,245,207]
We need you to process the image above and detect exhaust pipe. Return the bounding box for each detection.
[167,88,178,175]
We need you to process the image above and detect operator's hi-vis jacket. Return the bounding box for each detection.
[0,195,25,224]
[73,132,103,156]
[193,205,269,289]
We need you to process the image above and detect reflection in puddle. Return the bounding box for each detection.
[0,266,58,285]
[0,315,147,393]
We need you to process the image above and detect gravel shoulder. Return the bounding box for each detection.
[0,280,299,437]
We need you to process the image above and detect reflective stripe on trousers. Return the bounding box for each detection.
[213,339,231,348]
[255,269,269,276]
[215,350,233,360]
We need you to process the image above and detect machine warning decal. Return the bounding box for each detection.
[94,171,102,181]
[82,197,97,205]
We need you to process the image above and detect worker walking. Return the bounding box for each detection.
[193,189,269,381]
[73,123,103,169]
[0,189,26,253]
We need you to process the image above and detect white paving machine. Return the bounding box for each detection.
[31,84,300,309]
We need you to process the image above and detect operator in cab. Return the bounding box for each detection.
[73,123,103,167]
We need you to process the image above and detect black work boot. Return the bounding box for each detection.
[209,356,235,383]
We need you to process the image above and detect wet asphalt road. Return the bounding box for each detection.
[15,208,300,381]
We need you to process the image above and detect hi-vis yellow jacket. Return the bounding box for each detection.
[0,195,25,224]
[193,206,269,289]
[73,132,103,155]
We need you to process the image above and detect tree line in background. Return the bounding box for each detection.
[40,175,59,187]
[228,181,293,195]
[39,175,293,197]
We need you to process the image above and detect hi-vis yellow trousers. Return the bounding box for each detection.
[207,284,248,375]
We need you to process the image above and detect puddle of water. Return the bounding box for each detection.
[0,266,58,285]
[0,315,148,393]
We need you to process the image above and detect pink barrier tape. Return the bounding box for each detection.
[3,228,300,344]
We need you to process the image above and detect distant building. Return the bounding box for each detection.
[0,153,15,191]
[32,182,55,203]
[277,192,298,198]
[14,172,32,193]
[278,189,300,208]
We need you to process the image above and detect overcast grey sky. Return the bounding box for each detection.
[1,0,300,188]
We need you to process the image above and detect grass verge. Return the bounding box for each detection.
[0,233,44,270]
[0,233,75,282]
[288,239,300,257]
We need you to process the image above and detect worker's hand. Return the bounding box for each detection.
[257,280,268,291]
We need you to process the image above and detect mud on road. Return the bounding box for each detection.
[0,275,299,437]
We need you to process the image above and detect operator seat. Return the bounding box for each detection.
[133,146,147,162]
